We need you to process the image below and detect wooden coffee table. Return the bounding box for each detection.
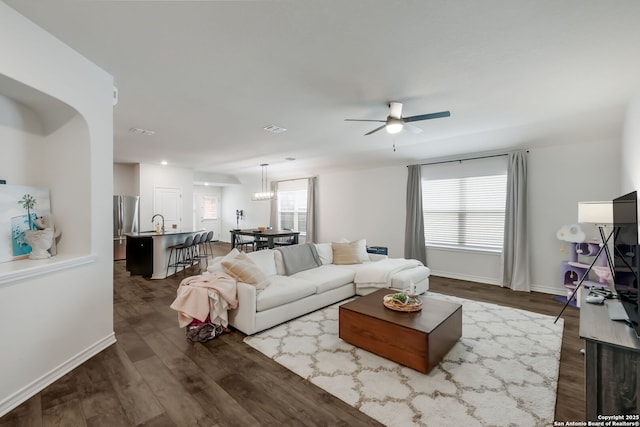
[339,288,462,373]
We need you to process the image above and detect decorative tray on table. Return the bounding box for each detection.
[383,293,423,312]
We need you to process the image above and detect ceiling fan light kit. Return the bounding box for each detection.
[345,101,451,136]
[385,118,404,134]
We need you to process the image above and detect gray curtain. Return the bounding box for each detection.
[404,164,426,264]
[502,150,530,291]
[269,181,278,229]
[306,177,318,243]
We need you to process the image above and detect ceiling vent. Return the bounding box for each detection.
[129,127,156,136]
[263,124,287,134]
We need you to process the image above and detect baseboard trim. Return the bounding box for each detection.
[430,270,501,286]
[0,332,116,417]
[431,271,569,296]
[531,283,568,296]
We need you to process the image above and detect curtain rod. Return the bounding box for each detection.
[413,150,529,167]
[274,176,316,183]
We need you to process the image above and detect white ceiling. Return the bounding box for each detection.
[5,0,640,179]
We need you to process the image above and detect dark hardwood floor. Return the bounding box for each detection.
[1,243,584,426]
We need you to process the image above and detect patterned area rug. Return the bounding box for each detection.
[244,292,564,427]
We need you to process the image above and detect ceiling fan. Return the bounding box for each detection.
[345,102,451,136]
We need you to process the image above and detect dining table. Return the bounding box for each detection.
[230,228,300,250]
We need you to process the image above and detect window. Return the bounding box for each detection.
[422,171,507,252]
[276,179,308,240]
[200,196,218,220]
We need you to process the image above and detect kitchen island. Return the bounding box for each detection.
[125,229,205,279]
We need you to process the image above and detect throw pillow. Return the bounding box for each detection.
[315,243,333,265]
[331,241,363,265]
[207,248,240,273]
[222,251,270,290]
[335,238,368,262]
[354,239,369,262]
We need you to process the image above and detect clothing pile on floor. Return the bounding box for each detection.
[185,315,227,342]
[169,272,238,342]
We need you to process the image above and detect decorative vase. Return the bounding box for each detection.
[24,228,54,259]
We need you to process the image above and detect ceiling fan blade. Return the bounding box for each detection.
[344,119,386,122]
[403,111,451,123]
[388,102,403,119]
[404,123,423,134]
[364,125,387,135]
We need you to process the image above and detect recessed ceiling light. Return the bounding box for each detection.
[263,124,287,134]
[129,127,156,136]
[161,160,168,166]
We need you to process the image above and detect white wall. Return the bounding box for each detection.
[317,167,407,256]
[113,163,139,196]
[0,95,40,184]
[30,114,92,255]
[137,163,194,231]
[222,174,271,239]
[621,87,640,192]
[0,3,114,416]
[528,140,619,294]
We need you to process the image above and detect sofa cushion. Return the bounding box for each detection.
[333,262,375,274]
[256,275,316,312]
[292,265,355,294]
[222,252,270,290]
[315,243,333,265]
[245,249,278,277]
[390,265,431,289]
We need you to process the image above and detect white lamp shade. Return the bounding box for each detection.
[578,201,613,224]
[385,118,403,134]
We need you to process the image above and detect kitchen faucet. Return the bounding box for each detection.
[151,214,165,233]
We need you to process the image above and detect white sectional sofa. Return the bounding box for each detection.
[208,241,430,335]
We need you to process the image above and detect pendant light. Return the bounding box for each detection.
[252,163,274,201]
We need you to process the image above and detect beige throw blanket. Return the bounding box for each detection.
[170,272,238,328]
[354,258,422,291]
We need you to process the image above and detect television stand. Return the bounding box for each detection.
[579,292,640,420]
[606,299,630,321]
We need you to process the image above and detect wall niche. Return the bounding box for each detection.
[0,73,92,283]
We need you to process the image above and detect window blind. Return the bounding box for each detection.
[422,174,507,251]
[277,180,307,234]
[200,196,218,220]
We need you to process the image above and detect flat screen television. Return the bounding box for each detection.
[612,190,639,337]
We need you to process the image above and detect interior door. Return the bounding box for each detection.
[154,186,182,231]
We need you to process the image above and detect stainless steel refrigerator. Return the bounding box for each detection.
[113,195,140,260]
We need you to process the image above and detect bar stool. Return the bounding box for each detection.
[198,231,215,267]
[188,233,202,268]
[166,235,194,277]
[192,233,210,270]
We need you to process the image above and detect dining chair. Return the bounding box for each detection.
[274,229,296,246]
[235,235,255,252]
